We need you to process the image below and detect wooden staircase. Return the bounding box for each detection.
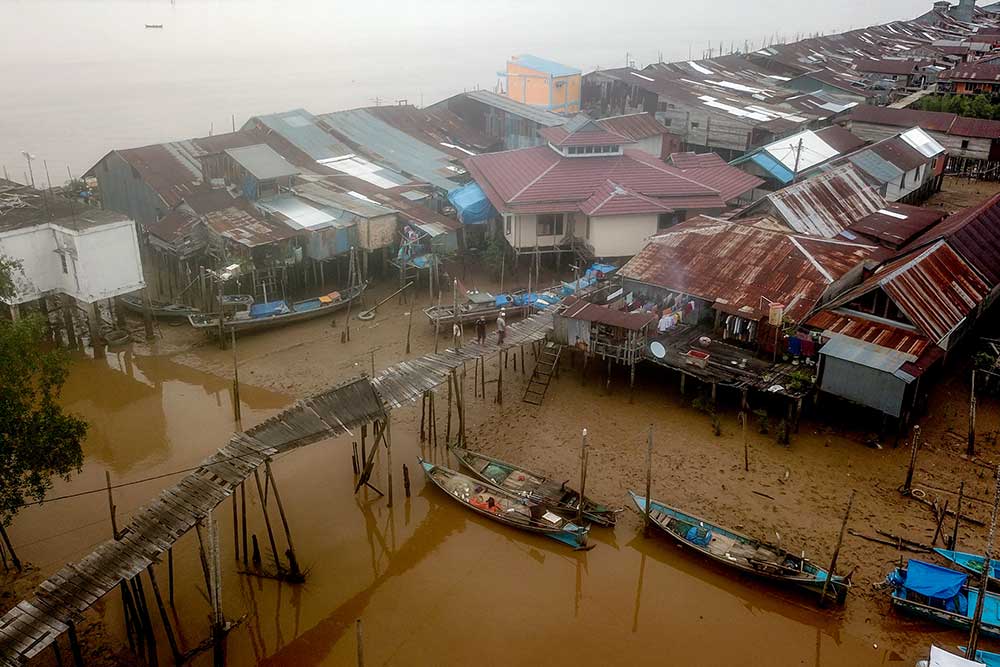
[523,342,563,405]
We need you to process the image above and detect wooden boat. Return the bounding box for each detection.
[886,559,1000,638]
[419,459,589,549]
[958,647,1000,667]
[935,548,1000,582]
[120,293,253,320]
[422,289,560,327]
[189,283,365,334]
[629,491,850,602]
[450,446,621,527]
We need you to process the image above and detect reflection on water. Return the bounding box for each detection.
[9,351,900,665]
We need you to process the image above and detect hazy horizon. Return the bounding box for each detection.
[1,0,944,180]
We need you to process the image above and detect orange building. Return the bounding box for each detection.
[505,54,581,113]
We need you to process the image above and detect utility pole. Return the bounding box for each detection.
[21,152,35,188]
[791,137,805,183]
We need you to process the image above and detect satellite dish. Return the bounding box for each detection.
[650,341,666,359]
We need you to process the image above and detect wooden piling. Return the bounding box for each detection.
[742,411,750,473]
[434,293,442,354]
[195,521,213,593]
[168,547,175,605]
[208,514,225,665]
[146,564,182,664]
[406,293,414,355]
[967,465,1000,658]
[446,372,453,444]
[356,618,364,667]
[420,392,427,441]
[820,490,854,606]
[403,464,411,497]
[240,483,248,568]
[644,425,653,534]
[67,622,84,667]
[952,481,965,551]
[903,425,921,494]
[105,470,119,539]
[969,370,977,457]
[265,460,302,579]
[385,417,394,509]
[496,352,504,405]
[480,357,486,400]
[578,428,589,522]
[252,468,283,573]
[430,392,438,448]
[130,577,157,665]
[457,368,466,445]
[232,493,239,561]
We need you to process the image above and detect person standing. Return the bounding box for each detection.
[496,310,507,345]
[475,317,487,345]
[452,321,463,348]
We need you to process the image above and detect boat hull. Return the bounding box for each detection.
[419,459,588,549]
[891,593,1000,639]
[629,491,848,601]
[190,284,365,334]
[450,446,620,527]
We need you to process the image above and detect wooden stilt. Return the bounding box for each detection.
[240,483,248,568]
[168,547,175,605]
[446,372,453,444]
[403,464,411,497]
[252,468,283,573]
[67,622,84,667]
[264,460,302,580]
[969,370,978,457]
[430,393,438,448]
[644,425,653,534]
[458,368,466,445]
[356,618,364,667]
[146,565,183,664]
[130,577,157,665]
[967,465,1000,658]
[952,481,965,551]
[51,638,63,667]
[119,580,138,654]
[385,417,394,508]
[420,392,427,441]
[903,425,921,494]
[232,493,239,561]
[820,490,855,606]
[577,429,589,522]
[496,352,504,405]
[480,357,486,400]
[208,514,226,667]
[195,521,213,592]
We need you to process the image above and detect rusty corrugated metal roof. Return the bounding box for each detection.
[907,192,1000,287]
[804,308,930,356]
[619,216,876,322]
[562,298,657,330]
[203,206,296,248]
[597,113,671,141]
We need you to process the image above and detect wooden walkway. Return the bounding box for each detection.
[0,309,553,665]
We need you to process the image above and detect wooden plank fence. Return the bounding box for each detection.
[0,309,554,665]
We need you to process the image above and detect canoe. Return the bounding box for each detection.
[419,458,589,549]
[189,283,365,334]
[120,293,253,320]
[629,491,850,602]
[450,446,621,527]
[886,559,1000,638]
[935,548,1000,582]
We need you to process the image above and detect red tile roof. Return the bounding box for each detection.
[666,152,764,203]
[579,181,675,216]
[596,113,670,141]
[539,123,628,147]
[949,116,1000,139]
[619,216,876,322]
[465,146,726,215]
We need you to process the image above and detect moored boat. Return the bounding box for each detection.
[629,491,850,602]
[935,548,1000,583]
[419,458,589,549]
[189,283,365,334]
[450,446,620,527]
[120,293,253,321]
[959,647,999,667]
[886,559,1000,638]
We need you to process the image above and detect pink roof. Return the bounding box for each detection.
[539,123,629,147]
[465,146,726,215]
[666,152,764,203]
[579,181,676,216]
[597,113,671,141]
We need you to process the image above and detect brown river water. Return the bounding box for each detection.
[5,327,922,666]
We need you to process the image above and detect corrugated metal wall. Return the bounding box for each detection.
[820,356,907,417]
[95,152,167,225]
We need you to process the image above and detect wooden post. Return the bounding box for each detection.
[385,416,394,508]
[232,329,242,427]
[232,492,239,561]
[434,293,442,354]
[208,513,225,664]
[430,392,438,448]
[50,639,63,667]
[473,359,479,399]
[240,482,248,568]
[480,357,486,400]
[361,424,367,470]
[403,464,411,497]
[903,425,921,494]
[496,352,504,405]
[446,372,453,444]
[820,490,855,606]
[969,370,977,457]
[406,294,414,355]
[952,481,965,551]
[67,623,84,667]
[967,465,1000,658]
[130,577,157,665]
[105,470,119,539]
[742,411,750,472]
[578,428,589,522]
[265,460,302,580]
[458,367,466,445]
[141,288,154,340]
[644,424,653,534]
[252,468,283,573]
[146,565,182,664]
[168,547,175,604]
[420,392,427,441]
[356,618,364,667]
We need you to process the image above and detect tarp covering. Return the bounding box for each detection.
[448,182,495,225]
[904,559,969,599]
[250,300,291,318]
[750,152,796,184]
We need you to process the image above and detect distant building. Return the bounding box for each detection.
[505,54,582,113]
[938,63,1000,95]
[430,90,568,150]
[0,179,144,346]
[731,125,867,189]
[464,115,762,260]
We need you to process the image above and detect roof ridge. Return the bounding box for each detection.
[510,160,562,202]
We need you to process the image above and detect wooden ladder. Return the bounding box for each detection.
[522,342,563,405]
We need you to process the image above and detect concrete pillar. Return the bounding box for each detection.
[61,294,78,349]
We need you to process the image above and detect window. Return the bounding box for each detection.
[658,212,683,230]
[504,215,512,235]
[537,213,564,237]
[657,102,668,112]
[961,139,970,150]
[59,252,68,274]
[662,118,672,126]
[690,121,700,129]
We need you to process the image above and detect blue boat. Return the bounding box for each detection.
[959,647,1000,666]
[886,559,1000,638]
[936,548,1000,582]
[419,459,590,549]
[628,491,850,602]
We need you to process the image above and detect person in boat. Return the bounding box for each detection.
[475,317,487,345]
[496,310,506,345]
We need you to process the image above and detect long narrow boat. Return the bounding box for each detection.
[189,283,366,334]
[120,293,253,320]
[419,459,589,549]
[935,548,1000,582]
[886,559,1000,638]
[629,491,850,602]
[450,446,621,527]
[959,647,1000,667]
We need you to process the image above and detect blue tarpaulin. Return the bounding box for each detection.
[903,559,969,599]
[250,300,291,318]
[448,182,495,225]
[750,152,796,185]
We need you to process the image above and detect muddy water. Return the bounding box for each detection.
[9,342,910,665]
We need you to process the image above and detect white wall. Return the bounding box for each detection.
[589,214,659,257]
[633,135,664,158]
[0,219,144,305]
[504,213,577,249]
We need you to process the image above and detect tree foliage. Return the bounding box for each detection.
[0,257,86,527]
[917,94,1000,120]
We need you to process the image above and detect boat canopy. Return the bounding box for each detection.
[904,559,969,599]
[250,300,291,317]
[448,182,495,225]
